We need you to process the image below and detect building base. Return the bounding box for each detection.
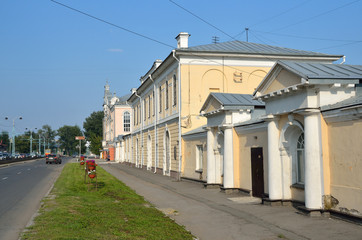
[220,187,240,195]
[203,183,221,189]
[262,198,292,206]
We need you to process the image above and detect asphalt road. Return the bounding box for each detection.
[0,157,70,240]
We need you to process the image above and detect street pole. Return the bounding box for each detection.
[5,116,22,157]
[79,139,81,157]
[26,128,37,155]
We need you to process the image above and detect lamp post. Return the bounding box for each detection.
[5,116,22,157]
[25,127,37,155]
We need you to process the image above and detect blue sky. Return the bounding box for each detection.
[1,0,361,135]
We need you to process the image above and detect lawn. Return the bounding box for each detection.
[22,163,195,240]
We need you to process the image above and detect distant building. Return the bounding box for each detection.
[102,82,132,161]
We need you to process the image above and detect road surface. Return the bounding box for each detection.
[0,157,70,240]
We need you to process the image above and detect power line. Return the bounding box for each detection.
[249,0,311,28]
[271,0,361,32]
[168,0,235,40]
[252,30,361,43]
[231,0,311,41]
[50,0,175,49]
[50,0,266,79]
[313,40,362,51]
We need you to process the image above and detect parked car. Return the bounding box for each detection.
[45,154,62,164]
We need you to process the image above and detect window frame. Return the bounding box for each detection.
[195,144,203,172]
[165,80,169,110]
[173,74,177,107]
[296,133,305,184]
[123,111,130,132]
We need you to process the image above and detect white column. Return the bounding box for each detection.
[206,127,216,184]
[223,125,234,188]
[303,110,323,209]
[266,115,282,200]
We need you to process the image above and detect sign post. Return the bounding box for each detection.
[75,136,85,159]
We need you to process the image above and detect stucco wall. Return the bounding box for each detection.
[182,135,207,180]
[328,119,362,215]
[180,64,270,134]
[236,127,268,193]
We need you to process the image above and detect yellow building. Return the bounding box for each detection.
[123,32,342,180]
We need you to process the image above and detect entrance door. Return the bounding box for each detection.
[251,148,264,198]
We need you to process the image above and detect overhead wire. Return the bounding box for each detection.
[168,0,235,40]
[270,0,361,32]
[252,30,361,43]
[50,0,175,49]
[50,0,268,80]
[249,0,311,28]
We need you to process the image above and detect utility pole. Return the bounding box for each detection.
[245,28,249,42]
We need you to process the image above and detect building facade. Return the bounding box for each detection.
[122,32,342,180]
[102,82,132,161]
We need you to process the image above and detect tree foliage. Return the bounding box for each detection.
[57,125,85,155]
[83,111,103,155]
[0,131,10,151]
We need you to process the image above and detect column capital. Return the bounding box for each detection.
[261,114,280,122]
[294,108,320,116]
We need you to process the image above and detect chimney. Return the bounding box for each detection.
[176,32,190,49]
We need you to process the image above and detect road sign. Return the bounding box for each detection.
[75,136,85,140]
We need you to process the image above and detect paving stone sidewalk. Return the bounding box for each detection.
[99,161,362,240]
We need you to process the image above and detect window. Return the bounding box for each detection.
[133,108,136,126]
[152,91,155,116]
[173,74,177,106]
[159,86,162,112]
[196,145,203,171]
[148,95,151,118]
[165,80,169,109]
[124,111,130,132]
[296,133,305,183]
[139,105,141,124]
[144,99,146,121]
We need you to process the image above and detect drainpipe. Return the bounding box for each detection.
[340,55,346,64]
[149,74,158,173]
[135,91,143,168]
[172,50,182,181]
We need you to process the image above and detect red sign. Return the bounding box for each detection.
[75,136,85,140]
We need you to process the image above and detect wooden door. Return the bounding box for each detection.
[251,148,264,198]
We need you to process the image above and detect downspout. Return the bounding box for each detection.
[340,55,346,64]
[135,92,143,168]
[172,50,182,181]
[149,74,158,173]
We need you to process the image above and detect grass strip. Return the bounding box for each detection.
[22,163,195,240]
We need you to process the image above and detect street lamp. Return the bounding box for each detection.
[25,127,37,155]
[5,116,22,157]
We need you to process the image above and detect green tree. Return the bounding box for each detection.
[83,111,103,155]
[57,125,85,155]
[37,125,56,149]
[0,131,10,151]
[15,134,29,153]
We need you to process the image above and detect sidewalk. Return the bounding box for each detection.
[99,161,362,240]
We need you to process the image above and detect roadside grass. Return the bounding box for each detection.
[22,163,195,240]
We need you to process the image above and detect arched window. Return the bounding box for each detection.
[296,133,305,183]
[124,111,130,132]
